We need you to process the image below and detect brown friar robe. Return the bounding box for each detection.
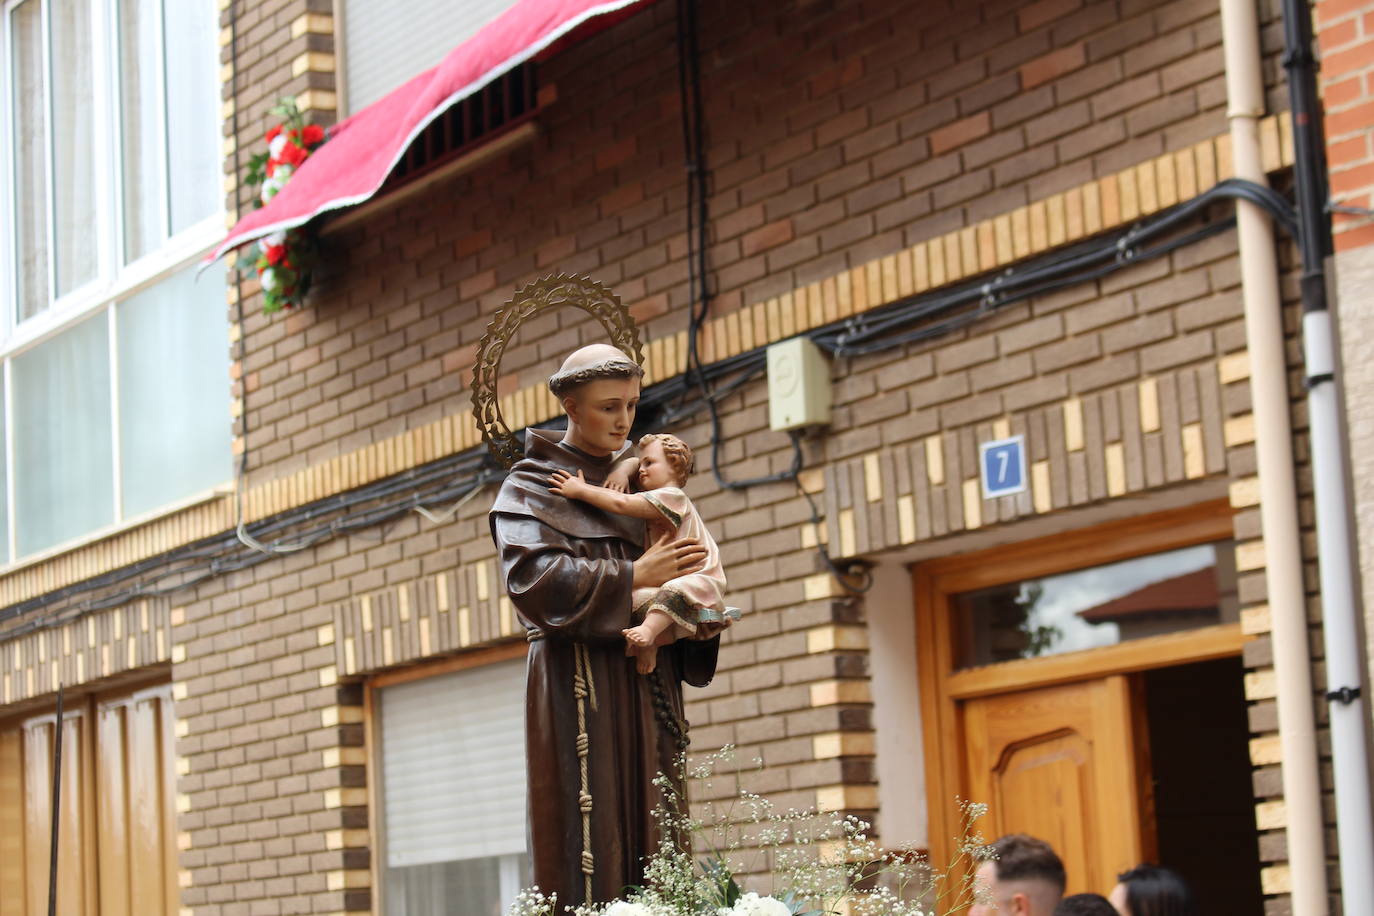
[489,428,720,907]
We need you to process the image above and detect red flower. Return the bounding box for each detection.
[266,124,283,142]
[265,160,277,177]
[280,142,307,167]
[264,245,287,266]
[302,124,325,146]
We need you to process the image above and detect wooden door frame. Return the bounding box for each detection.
[913,499,1244,866]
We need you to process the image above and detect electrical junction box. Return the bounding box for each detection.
[767,337,832,431]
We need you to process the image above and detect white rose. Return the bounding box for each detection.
[263,231,286,248]
[261,268,280,292]
[729,894,791,916]
[274,163,294,182]
[269,134,288,159]
[602,903,652,916]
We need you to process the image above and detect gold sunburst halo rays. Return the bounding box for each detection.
[470,274,645,469]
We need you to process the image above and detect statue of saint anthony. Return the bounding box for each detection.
[488,343,719,907]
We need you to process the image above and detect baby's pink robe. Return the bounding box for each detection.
[630,486,739,636]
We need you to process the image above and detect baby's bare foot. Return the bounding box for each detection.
[623,624,654,648]
[635,645,659,674]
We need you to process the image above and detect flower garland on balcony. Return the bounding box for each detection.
[238,98,327,314]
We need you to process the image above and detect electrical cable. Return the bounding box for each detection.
[3,158,1300,631]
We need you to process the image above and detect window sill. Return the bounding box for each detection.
[0,482,232,579]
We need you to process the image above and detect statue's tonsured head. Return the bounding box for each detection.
[548,343,644,399]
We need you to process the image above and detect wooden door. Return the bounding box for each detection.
[962,676,1145,896]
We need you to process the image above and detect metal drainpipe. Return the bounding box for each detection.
[1282,0,1374,910]
[1218,0,1329,912]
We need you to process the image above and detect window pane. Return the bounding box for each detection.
[10,0,50,320]
[118,0,162,262]
[954,543,1239,669]
[13,313,114,556]
[385,854,529,916]
[162,0,219,234]
[379,659,528,916]
[50,0,98,296]
[117,261,230,517]
[0,373,9,564]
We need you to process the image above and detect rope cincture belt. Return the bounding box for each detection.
[572,642,597,903]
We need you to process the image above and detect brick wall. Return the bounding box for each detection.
[0,0,1340,913]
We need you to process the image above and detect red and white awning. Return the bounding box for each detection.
[210,0,655,261]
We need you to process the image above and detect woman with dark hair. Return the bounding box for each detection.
[1108,864,1197,916]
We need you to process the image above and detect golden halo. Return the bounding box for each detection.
[471,274,644,469]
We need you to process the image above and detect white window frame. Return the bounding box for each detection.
[0,0,229,566]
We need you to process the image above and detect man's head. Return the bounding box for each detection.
[969,834,1066,916]
[550,344,644,457]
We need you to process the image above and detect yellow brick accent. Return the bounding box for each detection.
[291,12,334,38]
[804,574,846,602]
[1031,460,1051,513]
[993,417,1011,439]
[1224,414,1256,446]
[1235,539,1266,572]
[297,89,338,113]
[1064,398,1084,451]
[897,495,915,544]
[322,747,366,768]
[1240,604,1271,635]
[801,520,826,549]
[1254,800,1286,830]
[809,680,873,707]
[1249,735,1283,765]
[1218,351,1251,383]
[1244,668,1277,700]
[319,665,338,687]
[1229,477,1261,508]
[325,870,371,891]
[925,435,944,485]
[798,468,825,494]
[863,453,882,502]
[292,51,336,78]
[325,829,371,850]
[1138,378,1160,433]
[806,625,869,654]
[324,788,368,809]
[962,479,981,529]
[317,624,335,646]
[1260,864,1292,895]
[812,732,876,759]
[1105,443,1126,496]
[1182,423,1205,478]
[815,785,879,812]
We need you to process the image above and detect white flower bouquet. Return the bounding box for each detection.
[508,748,994,916]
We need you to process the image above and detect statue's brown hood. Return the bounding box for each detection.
[489,428,646,546]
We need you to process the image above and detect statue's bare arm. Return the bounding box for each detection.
[548,468,660,520]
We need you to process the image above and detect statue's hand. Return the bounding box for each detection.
[548,468,590,498]
[604,466,633,493]
[634,534,708,589]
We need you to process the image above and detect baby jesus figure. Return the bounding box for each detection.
[548,433,739,673]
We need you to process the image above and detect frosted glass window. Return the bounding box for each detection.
[162,0,218,235]
[379,659,528,916]
[50,0,98,297]
[117,262,231,518]
[118,0,162,262]
[9,0,49,320]
[13,314,114,555]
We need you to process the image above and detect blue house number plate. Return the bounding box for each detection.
[980,435,1027,499]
